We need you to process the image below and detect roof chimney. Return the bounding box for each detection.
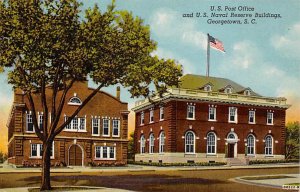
[116,86,120,100]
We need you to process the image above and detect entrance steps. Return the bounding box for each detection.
[227,158,249,166]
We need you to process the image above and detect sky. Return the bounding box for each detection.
[0,0,299,153]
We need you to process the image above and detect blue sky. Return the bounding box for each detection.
[0,0,299,120]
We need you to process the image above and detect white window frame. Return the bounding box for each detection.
[140,111,144,125]
[92,117,100,136]
[102,118,110,137]
[30,142,54,159]
[94,146,116,160]
[38,112,43,130]
[159,131,165,153]
[112,119,120,137]
[149,133,155,154]
[228,107,237,123]
[265,135,273,156]
[267,112,274,125]
[208,107,216,121]
[159,107,164,121]
[149,109,154,123]
[140,135,145,154]
[248,111,256,124]
[64,116,87,132]
[187,105,195,120]
[68,96,82,106]
[247,134,255,156]
[185,131,195,154]
[207,132,216,155]
[26,111,34,133]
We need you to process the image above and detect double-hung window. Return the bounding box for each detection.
[103,118,110,136]
[31,142,54,158]
[187,105,195,119]
[64,116,86,131]
[95,146,116,160]
[267,112,273,125]
[208,107,216,121]
[249,111,255,124]
[140,112,144,125]
[38,113,43,130]
[140,135,145,154]
[159,132,165,153]
[112,119,120,137]
[265,136,273,155]
[26,112,34,132]
[159,107,164,120]
[92,117,100,136]
[228,107,237,123]
[149,133,155,154]
[149,109,154,123]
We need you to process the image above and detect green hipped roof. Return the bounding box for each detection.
[177,74,260,96]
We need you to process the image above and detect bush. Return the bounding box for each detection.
[130,161,226,167]
[249,159,299,165]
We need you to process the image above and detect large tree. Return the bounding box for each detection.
[0,0,182,190]
[285,121,299,160]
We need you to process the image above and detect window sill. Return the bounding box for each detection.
[140,124,144,126]
[266,123,274,126]
[92,134,100,136]
[112,135,120,138]
[228,121,237,124]
[208,119,217,122]
[159,119,164,121]
[64,130,87,132]
[94,158,116,161]
[186,118,195,120]
[26,131,35,133]
[149,121,154,124]
[102,135,110,137]
[248,122,256,124]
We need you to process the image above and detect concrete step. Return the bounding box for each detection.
[227,158,249,166]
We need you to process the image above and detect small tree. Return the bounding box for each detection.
[0,0,182,190]
[127,132,135,161]
[0,151,7,163]
[285,121,300,159]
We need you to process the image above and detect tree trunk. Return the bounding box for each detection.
[40,141,52,191]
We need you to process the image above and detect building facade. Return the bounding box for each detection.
[133,74,290,164]
[7,81,129,166]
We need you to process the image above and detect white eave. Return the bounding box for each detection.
[132,88,291,112]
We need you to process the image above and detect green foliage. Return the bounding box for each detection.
[131,161,226,167]
[0,151,7,163]
[127,132,135,160]
[249,159,299,165]
[285,121,300,159]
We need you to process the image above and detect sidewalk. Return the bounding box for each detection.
[0,162,299,173]
[0,186,134,192]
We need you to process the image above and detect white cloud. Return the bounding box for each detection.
[150,8,207,50]
[271,22,300,60]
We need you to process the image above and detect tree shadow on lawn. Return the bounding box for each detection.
[21,174,228,191]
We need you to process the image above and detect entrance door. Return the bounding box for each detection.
[228,143,235,158]
[69,145,82,166]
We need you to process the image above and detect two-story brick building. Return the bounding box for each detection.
[132,74,290,164]
[7,81,129,166]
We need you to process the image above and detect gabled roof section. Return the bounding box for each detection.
[178,74,260,96]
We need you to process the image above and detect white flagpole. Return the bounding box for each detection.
[206,33,210,77]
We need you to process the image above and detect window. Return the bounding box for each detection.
[95,146,116,160]
[204,85,212,92]
[159,107,164,120]
[140,111,144,125]
[39,113,43,130]
[244,90,251,96]
[249,111,255,124]
[103,119,110,136]
[227,133,236,140]
[64,116,86,131]
[247,134,255,155]
[265,135,273,155]
[140,135,145,154]
[267,112,273,125]
[149,109,154,123]
[225,87,232,94]
[26,112,34,132]
[207,132,216,154]
[112,120,120,137]
[68,96,82,105]
[31,142,54,158]
[92,117,100,136]
[159,132,165,153]
[149,133,154,154]
[185,131,195,153]
[208,107,216,121]
[187,105,195,119]
[229,107,237,123]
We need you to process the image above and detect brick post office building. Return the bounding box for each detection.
[132,74,290,164]
[7,81,129,166]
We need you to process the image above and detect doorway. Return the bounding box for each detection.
[69,145,83,166]
[228,143,235,158]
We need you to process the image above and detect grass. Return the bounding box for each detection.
[284,183,300,186]
[241,175,296,180]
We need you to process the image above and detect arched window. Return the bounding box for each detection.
[68,96,82,105]
[159,131,165,153]
[265,135,273,155]
[140,135,145,154]
[207,132,216,154]
[185,131,195,154]
[149,133,155,154]
[227,133,236,139]
[247,134,255,155]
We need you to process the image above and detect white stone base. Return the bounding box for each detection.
[135,153,285,163]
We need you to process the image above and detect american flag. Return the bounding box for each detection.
[208,34,225,53]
